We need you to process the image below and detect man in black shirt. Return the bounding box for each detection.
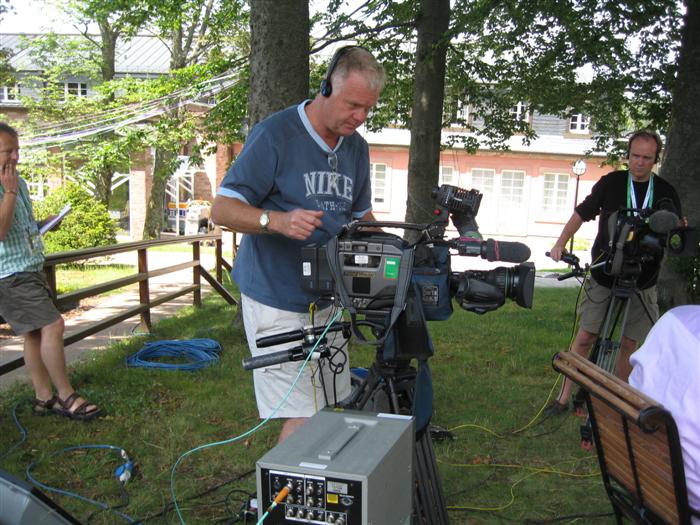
[546,129,683,415]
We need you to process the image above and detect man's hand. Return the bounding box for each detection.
[0,162,19,195]
[274,209,324,240]
[548,245,567,262]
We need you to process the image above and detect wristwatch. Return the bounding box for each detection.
[259,210,270,233]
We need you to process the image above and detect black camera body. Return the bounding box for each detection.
[301,231,410,311]
[605,208,697,279]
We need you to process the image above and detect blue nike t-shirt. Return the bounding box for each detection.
[217,101,373,312]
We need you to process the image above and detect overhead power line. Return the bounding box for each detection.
[20,70,242,148]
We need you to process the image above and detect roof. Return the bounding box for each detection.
[361,127,607,157]
[0,33,171,75]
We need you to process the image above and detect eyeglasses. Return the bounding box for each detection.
[327,152,338,173]
[0,148,20,155]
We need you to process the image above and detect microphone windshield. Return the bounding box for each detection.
[485,239,531,263]
[649,209,678,234]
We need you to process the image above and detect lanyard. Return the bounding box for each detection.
[626,171,654,215]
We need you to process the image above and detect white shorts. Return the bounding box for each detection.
[241,294,351,419]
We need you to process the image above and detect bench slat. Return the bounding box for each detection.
[552,351,693,525]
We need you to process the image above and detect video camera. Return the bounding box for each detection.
[301,184,535,318]
[605,205,697,278]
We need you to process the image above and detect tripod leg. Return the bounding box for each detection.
[414,429,450,525]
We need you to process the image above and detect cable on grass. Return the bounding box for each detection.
[126,339,222,371]
[441,456,598,513]
[133,470,254,524]
[0,401,28,462]
[26,444,136,523]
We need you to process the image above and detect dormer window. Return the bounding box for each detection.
[569,113,590,134]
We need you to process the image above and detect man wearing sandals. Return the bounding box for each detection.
[0,122,100,421]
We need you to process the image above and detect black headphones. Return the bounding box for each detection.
[320,45,363,98]
[627,129,663,163]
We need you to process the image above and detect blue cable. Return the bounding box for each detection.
[26,444,135,523]
[0,402,27,462]
[126,339,222,371]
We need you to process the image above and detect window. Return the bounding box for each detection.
[26,178,47,200]
[470,168,495,195]
[446,100,470,127]
[500,170,525,206]
[510,102,529,123]
[0,85,20,102]
[439,166,456,186]
[370,162,389,210]
[569,113,590,134]
[542,173,570,213]
[65,82,88,97]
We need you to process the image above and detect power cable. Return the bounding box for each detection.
[26,444,136,523]
[125,338,222,371]
[0,401,28,462]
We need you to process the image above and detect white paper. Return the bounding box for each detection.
[39,204,71,235]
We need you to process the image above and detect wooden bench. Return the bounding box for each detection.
[552,351,699,525]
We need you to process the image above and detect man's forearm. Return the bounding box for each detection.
[554,212,584,249]
[211,195,264,234]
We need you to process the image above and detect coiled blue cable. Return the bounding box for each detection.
[126,339,222,371]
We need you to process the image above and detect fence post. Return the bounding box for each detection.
[193,241,202,307]
[137,247,151,332]
[215,237,223,283]
[44,263,58,300]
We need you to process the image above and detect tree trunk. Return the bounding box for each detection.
[142,24,189,240]
[143,149,177,239]
[92,20,119,207]
[404,0,451,238]
[248,0,309,127]
[657,0,700,308]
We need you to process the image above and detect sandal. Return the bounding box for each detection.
[54,392,101,421]
[33,395,58,414]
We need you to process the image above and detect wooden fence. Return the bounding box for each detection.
[0,232,237,377]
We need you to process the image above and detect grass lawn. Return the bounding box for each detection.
[0,286,615,524]
[56,264,137,295]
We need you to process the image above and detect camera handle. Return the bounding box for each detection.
[344,220,432,238]
[545,251,587,281]
[242,342,331,371]
[255,322,351,348]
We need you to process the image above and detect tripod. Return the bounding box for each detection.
[575,265,656,445]
[339,312,450,525]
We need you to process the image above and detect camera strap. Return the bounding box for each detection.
[325,235,415,346]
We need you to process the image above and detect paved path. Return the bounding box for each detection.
[0,248,233,391]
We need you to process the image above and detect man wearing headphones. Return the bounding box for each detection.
[212,47,385,441]
[546,129,683,416]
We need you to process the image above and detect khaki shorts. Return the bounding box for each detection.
[0,272,61,335]
[578,277,659,343]
[241,294,351,419]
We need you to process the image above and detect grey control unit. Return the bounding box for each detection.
[256,408,414,524]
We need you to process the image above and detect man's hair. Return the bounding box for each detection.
[330,46,386,92]
[627,129,663,163]
[0,122,18,139]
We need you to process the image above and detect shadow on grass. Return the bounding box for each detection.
[0,288,614,524]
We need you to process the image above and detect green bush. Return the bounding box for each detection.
[33,183,117,253]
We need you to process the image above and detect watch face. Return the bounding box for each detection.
[260,210,270,229]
